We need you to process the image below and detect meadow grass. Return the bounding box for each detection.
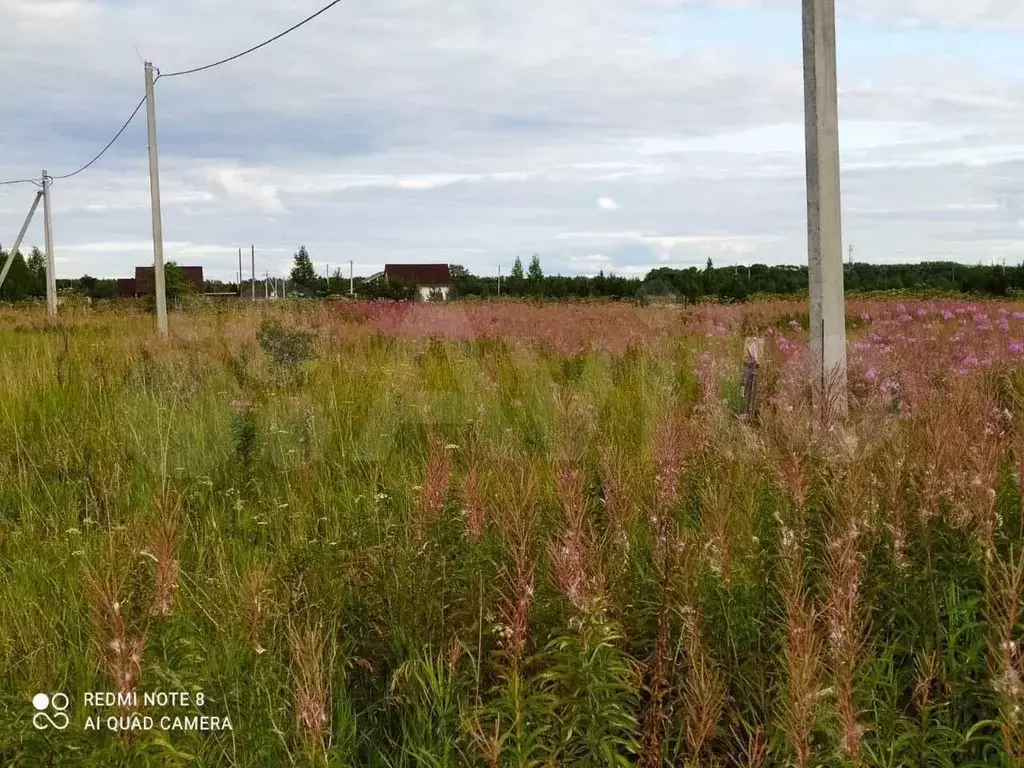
[1,298,1023,766]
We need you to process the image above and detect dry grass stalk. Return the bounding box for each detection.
[288,623,332,756]
[496,467,540,669]
[240,565,274,655]
[698,472,734,582]
[825,470,868,761]
[461,463,486,542]
[986,548,1024,766]
[549,456,605,617]
[779,523,823,768]
[148,502,180,618]
[414,435,452,539]
[85,541,147,718]
[735,724,768,768]
[681,613,727,763]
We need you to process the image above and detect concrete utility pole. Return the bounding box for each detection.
[144,62,168,338]
[0,190,43,291]
[802,0,846,416]
[251,245,255,302]
[349,260,354,296]
[238,248,243,297]
[497,266,501,296]
[41,171,57,317]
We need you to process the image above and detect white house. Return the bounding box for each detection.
[383,263,453,301]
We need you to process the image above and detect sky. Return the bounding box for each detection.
[0,0,1022,282]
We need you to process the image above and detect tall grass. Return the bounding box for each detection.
[0,299,1023,766]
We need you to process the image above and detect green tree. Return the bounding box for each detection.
[528,254,543,282]
[164,261,191,301]
[27,246,46,297]
[0,250,35,301]
[290,246,318,289]
[509,255,525,295]
[527,254,544,296]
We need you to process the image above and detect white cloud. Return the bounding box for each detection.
[1,0,1023,280]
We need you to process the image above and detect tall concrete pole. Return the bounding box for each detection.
[144,62,168,338]
[802,0,846,416]
[349,260,354,296]
[41,171,57,317]
[251,245,255,302]
[238,248,243,297]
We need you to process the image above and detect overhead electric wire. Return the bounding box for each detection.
[2,0,350,186]
[0,93,147,187]
[50,94,148,181]
[157,0,351,79]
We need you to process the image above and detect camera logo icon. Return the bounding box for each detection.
[32,693,70,730]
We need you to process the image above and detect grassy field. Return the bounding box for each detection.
[2,298,1024,766]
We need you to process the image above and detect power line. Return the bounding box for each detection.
[50,94,148,180]
[0,94,146,186]
[157,0,351,79]
[2,0,351,186]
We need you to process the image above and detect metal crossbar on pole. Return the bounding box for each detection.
[0,191,43,291]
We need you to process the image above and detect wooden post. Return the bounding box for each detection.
[740,337,764,419]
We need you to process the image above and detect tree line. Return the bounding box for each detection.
[4,242,1024,303]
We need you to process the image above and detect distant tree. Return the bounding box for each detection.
[528,254,543,282]
[290,246,318,289]
[27,246,46,297]
[164,261,191,301]
[509,256,525,295]
[0,250,35,300]
[78,274,98,295]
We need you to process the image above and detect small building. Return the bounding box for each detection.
[383,263,452,301]
[118,265,205,297]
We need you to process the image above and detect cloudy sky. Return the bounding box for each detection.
[1,0,1022,281]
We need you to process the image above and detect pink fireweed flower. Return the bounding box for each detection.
[860,312,871,322]
[898,314,913,323]
[853,341,871,351]
[915,307,928,318]
[941,310,956,320]
[998,320,1010,333]
[789,320,801,331]
[1009,342,1024,354]
[974,313,989,323]
[864,367,878,382]
[896,304,907,315]
[1013,312,1024,321]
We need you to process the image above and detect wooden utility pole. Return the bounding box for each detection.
[144,62,168,338]
[803,0,846,416]
[41,171,57,317]
[238,248,243,297]
[349,260,354,296]
[251,245,255,303]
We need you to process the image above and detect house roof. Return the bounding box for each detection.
[384,263,451,286]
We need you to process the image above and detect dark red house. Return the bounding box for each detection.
[117,266,205,297]
[383,263,452,300]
